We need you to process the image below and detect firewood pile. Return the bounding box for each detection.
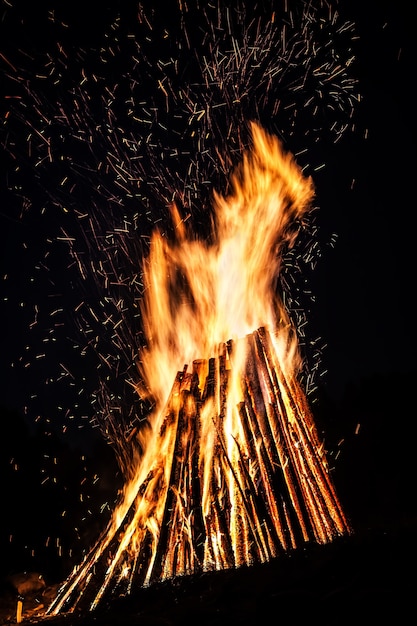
[48,326,350,615]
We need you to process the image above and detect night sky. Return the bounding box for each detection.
[1,0,416,604]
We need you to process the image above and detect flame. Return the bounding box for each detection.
[140,121,313,406]
[47,122,350,615]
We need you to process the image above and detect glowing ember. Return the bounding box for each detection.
[47,123,351,615]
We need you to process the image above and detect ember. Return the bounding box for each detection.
[47,123,351,615]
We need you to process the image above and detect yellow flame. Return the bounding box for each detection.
[139,121,314,408]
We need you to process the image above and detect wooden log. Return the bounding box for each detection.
[202,357,216,400]
[130,528,155,588]
[218,346,229,420]
[187,376,206,567]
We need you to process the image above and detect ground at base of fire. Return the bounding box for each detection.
[1,520,415,626]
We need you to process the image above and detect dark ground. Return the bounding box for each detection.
[1,521,416,626]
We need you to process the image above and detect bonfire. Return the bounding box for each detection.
[47,122,351,616]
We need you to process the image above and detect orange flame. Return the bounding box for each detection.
[140,121,314,406]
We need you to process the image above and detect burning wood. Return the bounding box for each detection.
[47,327,350,615]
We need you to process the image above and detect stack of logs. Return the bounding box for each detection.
[47,326,351,615]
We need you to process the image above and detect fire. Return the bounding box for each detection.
[47,122,351,615]
[140,121,313,405]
